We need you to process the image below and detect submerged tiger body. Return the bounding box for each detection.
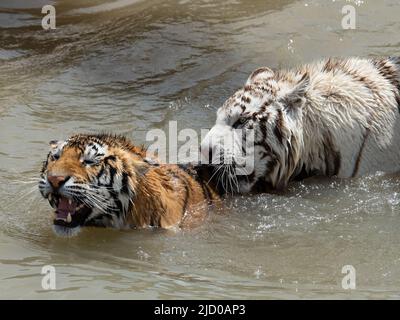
[201,57,400,193]
[39,134,220,237]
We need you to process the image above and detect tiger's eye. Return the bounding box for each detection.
[83,159,96,166]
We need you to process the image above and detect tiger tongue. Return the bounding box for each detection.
[57,197,77,216]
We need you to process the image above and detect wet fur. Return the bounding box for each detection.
[202,57,400,193]
[39,134,220,235]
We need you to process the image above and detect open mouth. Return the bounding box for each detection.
[49,194,92,229]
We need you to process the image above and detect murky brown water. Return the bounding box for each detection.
[1,0,400,299]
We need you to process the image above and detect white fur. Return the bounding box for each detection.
[202,57,400,193]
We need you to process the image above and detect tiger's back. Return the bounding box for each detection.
[299,57,400,177]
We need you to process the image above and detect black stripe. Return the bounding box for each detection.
[97,166,105,182]
[97,165,122,216]
[103,155,116,163]
[388,57,400,113]
[181,182,190,217]
[274,110,284,144]
[352,128,370,178]
[323,134,341,176]
[41,156,49,173]
[121,172,129,194]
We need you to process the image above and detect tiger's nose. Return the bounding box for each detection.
[47,175,69,189]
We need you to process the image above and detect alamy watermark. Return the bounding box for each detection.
[341,5,356,29]
[341,265,356,290]
[41,5,56,30]
[41,265,56,290]
[146,121,255,175]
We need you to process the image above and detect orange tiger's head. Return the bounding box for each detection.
[39,134,150,236]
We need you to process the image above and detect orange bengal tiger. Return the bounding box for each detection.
[39,134,220,237]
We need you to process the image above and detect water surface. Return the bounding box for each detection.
[1,0,400,299]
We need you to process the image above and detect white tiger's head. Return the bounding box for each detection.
[201,67,309,193]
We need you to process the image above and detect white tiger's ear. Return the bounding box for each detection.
[246,67,274,85]
[281,73,309,112]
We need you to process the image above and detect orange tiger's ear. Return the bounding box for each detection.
[49,140,65,150]
[49,140,58,147]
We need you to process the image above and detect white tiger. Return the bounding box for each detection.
[200,57,400,193]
